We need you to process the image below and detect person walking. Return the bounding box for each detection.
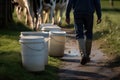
[65,0,102,65]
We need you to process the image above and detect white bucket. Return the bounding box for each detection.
[40,23,53,27]
[49,31,66,57]
[40,25,61,32]
[20,32,49,65]
[20,32,49,37]
[19,36,46,71]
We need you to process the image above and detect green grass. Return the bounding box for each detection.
[0,0,120,79]
[93,0,120,56]
[93,0,120,67]
[0,23,60,80]
[93,12,120,55]
[0,8,61,80]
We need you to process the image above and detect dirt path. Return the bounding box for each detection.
[58,29,120,80]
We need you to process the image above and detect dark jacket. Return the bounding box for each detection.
[66,0,102,19]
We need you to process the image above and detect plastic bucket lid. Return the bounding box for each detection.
[40,23,53,26]
[20,32,49,37]
[50,31,66,36]
[41,25,60,28]
[19,36,44,43]
[41,26,61,29]
[21,32,49,35]
[41,27,61,31]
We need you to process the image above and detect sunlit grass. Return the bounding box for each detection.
[92,0,120,67]
[0,27,60,80]
[93,10,120,55]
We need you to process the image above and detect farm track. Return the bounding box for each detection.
[58,28,120,80]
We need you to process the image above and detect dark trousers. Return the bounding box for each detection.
[74,14,93,40]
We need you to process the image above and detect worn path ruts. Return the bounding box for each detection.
[58,28,120,80]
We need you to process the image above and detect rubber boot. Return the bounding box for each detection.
[78,39,86,56]
[85,40,92,62]
[78,39,87,65]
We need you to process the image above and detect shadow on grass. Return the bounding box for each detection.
[102,8,120,12]
[61,58,80,63]
[26,65,59,80]
[93,29,109,40]
[105,56,120,80]
[0,64,59,80]
[1,21,31,32]
[0,51,21,64]
[61,24,74,29]
[106,56,120,68]
[0,51,59,80]
[0,21,32,40]
[8,21,32,31]
[110,74,120,80]
[59,68,108,79]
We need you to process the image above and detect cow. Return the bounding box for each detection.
[54,0,68,25]
[12,0,30,25]
[26,0,43,30]
[42,0,56,24]
[12,0,43,30]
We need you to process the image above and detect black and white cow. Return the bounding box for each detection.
[12,0,43,30]
[27,0,43,30]
[55,0,68,25]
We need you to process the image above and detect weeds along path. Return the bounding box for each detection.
[58,28,120,80]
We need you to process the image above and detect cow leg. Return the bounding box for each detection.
[41,11,44,23]
[49,9,53,23]
[49,7,55,24]
[44,11,49,23]
[15,6,21,21]
[54,9,58,24]
[37,0,42,15]
[26,9,33,29]
[35,15,40,31]
[22,8,28,24]
[33,13,39,31]
[37,15,42,30]
[49,1,56,24]
[32,14,38,31]
[59,8,64,25]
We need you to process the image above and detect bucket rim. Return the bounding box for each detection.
[19,36,45,43]
[21,32,49,34]
[50,31,66,36]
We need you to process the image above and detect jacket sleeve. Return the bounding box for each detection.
[66,0,73,19]
[94,0,102,19]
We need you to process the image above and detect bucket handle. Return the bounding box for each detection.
[50,36,65,43]
[24,42,46,51]
[45,38,51,42]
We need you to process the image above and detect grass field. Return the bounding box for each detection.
[93,0,120,66]
[0,0,120,80]
[94,0,120,56]
[0,23,60,80]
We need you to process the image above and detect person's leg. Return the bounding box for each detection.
[84,14,93,60]
[74,23,86,55]
[86,40,92,58]
[75,23,88,65]
[74,15,88,65]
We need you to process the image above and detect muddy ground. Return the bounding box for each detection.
[58,29,120,80]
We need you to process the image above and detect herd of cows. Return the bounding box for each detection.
[12,0,68,31]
